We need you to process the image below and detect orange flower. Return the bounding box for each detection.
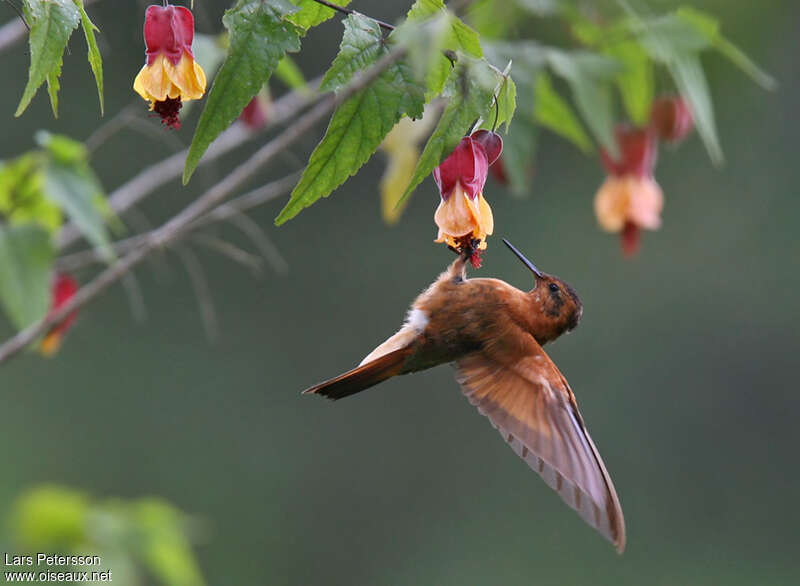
[133,4,206,129]
[594,126,663,256]
[594,175,663,233]
[40,274,79,356]
[433,131,502,267]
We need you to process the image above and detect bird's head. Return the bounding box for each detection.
[502,239,583,344]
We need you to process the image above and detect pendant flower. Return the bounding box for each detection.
[240,96,270,131]
[594,125,663,256]
[133,4,207,129]
[40,274,79,356]
[651,96,694,144]
[433,130,502,267]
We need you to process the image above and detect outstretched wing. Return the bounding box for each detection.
[454,343,626,552]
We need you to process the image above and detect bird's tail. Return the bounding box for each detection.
[302,346,412,400]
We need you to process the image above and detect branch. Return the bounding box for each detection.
[57,77,321,251]
[309,0,395,31]
[56,172,302,271]
[0,48,406,365]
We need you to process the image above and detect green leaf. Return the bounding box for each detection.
[275,54,308,92]
[676,6,776,91]
[75,0,104,115]
[15,0,80,117]
[543,49,619,154]
[134,500,205,586]
[621,4,725,164]
[320,14,386,93]
[275,14,425,225]
[667,54,723,165]
[605,41,653,126]
[45,58,62,118]
[11,486,89,546]
[393,2,482,99]
[533,73,592,153]
[289,0,352,30]
[0,154,62,233]
[37,132,113,257]
[500,116,537,197]
[398,57,500,205]
[0,223,54,330]
[631,13,710,60]
[184,0,302,183]
[494,70,516,132]
[406,0,445,21]
[43,164,112,259]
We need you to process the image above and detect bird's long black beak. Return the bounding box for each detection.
[502,238,543,278]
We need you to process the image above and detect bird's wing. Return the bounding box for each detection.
[454,343,626,552]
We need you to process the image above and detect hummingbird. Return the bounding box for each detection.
[303,239,626,552]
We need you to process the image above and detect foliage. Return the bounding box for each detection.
[0,0,774,353]
[16,0,103,117]
[183,0,303,182]
[6,485,205,585]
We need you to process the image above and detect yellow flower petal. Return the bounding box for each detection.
[40,331,61,356]
[594,175,630,232]
[163,53,206,100]
[133,53,206,105]
[476,192,494,236]
[434,183,478,242]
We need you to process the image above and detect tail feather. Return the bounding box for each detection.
[302,346,412,400]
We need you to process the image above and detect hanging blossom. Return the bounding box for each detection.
[594,125,663,256]
[239,95,270,131]
[651,96,694,144]
[133,4,207,129]
[40,274,79,356]
[433,130,502,268]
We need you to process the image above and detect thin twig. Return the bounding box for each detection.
[57,78,321,251]
[56,172,301,271]
[223,212,288,274]
[174,245,218,341]
[0,49,405,365]
[309,0,395,31]
[191,234,264,275]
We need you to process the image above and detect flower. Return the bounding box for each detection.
[650,96,693,143]
[594,125,663,256]
[40,274,79,356]
[433,130,502,267]
[379,111,436,224]
[240,95,270,131]
[133,4,207,129]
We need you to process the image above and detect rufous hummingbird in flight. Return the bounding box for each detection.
[303,239,626,552]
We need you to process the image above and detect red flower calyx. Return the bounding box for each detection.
[650,96,694,144]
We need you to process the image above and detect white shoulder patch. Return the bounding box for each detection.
[406,308,429,333]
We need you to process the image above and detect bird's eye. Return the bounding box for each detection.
[549,283,560,293]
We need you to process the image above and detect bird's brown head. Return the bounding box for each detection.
[502,239,583,344]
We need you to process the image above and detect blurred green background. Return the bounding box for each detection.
[1,0,799,584]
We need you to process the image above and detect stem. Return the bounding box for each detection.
[57,173,302,271]
[309,0,395,31]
